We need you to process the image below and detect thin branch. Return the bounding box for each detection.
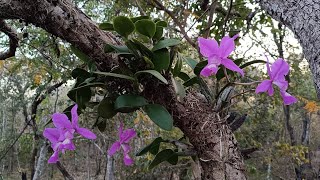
[0,19,19,60]
[203,1,218,38]
[151,0,196,47]
[222,0,233,37]
[56,162,74,180]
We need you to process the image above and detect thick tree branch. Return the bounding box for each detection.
[0,19,19,60]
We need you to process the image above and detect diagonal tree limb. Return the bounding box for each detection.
[0,19,19,60]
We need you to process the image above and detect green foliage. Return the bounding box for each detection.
[98,97,117,118]
[151,49,170,72]
[113,16,135,38]
[152,39,181,51]
[135,19,156,38]
[143,104,173,131]
[149,149,178,169]
[136,137,164,156]
[114,95,148,113]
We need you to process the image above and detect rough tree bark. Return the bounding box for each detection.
[259,0,320,98]
[0,0,245,179]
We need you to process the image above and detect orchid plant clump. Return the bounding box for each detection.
[199,34,297,105]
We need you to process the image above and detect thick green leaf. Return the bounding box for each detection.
[104,44,131,54]
[152,48,170,72]
[184,57,198,69]
[93,71,136,81]
[98,97,117,119]
[130,16,150,23]
[153,26,163,41]
[156,21,168,27]
[125,40,141,57]
[113,16,135,38]
[152,39,181,51]
[194,61,208,76]
[178,72,191,81]
[99,22,114,31]
[135,70,168,84]
[71,68,91,79]
[67,87,92,109]
[167,153,178,165]
[173,56,182,77]
[114,95,148,113]
[70,46,91,63]
[143,104,173,131]
[135,19,156,38]
[149,149,176,169]
[136,137,164,156]
[239,60,266,69]
[71,82,105,91]
[183,77,199,87]
[132,39,153,57]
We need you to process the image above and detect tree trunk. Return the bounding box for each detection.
[0,0,245,179]
[33,142,48,180]
[258,0,320,98]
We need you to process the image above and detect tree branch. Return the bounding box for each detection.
[0,19,19,60]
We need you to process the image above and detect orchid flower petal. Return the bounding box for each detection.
[121,144,131,153]
[273,79,288,91]
[271,58,289,80]
[76,127,97,139]
[198,37,219,57]
[108,141,121,156]
[48,151,59,163]
[120,129,136,143]
[255,80,273,95]
[200,64,218,77]
[221,58,244,76]
[52,113,72,129]
[219,34,238,58]
[43,128,60,143]
[123,153,134,166]
[71,104,79,129]
[280,91,298,105]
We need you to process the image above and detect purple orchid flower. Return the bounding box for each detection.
[198,34,244,77]
[43,104,96,163]
[43,128,75,163]
[255,57,297,105]
[108,122,136,166]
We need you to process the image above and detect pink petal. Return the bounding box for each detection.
[273,79,288,91]
[200,64,218,77]
[219,34,238,58]
[255,80,274,95]
[198,37,219,57]
[48,151,59,163]
[121,144,131,153]
[108,141,121,156]
[52,113,72,129]
[71,104,79,129]
[120,129,136,143]
[221,58,244,76]
[123,153,134,166]
[270,58,289,80]
[61,138,76,150]
[76,127,97,139]
[207,55,221,65]
[280,91,298,105]
[43,128,60,143]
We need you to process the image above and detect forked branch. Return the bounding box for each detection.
[0,19,19,60]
